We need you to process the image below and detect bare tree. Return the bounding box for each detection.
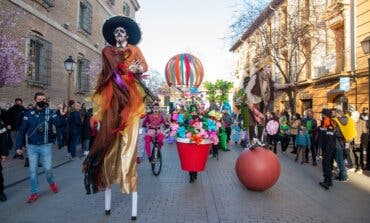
[227,0,270,44]
[251,0,327,112]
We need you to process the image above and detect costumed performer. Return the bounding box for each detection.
[82,16,147,219]
[245,56,295,143]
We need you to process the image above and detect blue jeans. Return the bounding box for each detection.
[56,128,66,149]
[335,148,348,180]
[27,144,54,194]
[69,131,80,158]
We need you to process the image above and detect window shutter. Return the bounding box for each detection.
[81,59,90,92]
[39,38,52,85]
[28,35,52,86]
[80,1,92,34]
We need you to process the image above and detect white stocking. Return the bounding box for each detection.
[131,192,138,220]
[105,188,111,211]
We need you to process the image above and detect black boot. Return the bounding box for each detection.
[189,172,194,183]
[24,158,29,167]
[194,172,198,180]
[319,180,330,190]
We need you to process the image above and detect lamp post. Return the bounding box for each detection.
[64,56,76,103]
[360,36,370,170]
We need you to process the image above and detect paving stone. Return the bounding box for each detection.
[0,142,370,223]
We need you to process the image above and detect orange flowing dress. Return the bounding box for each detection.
[92,44,147,193]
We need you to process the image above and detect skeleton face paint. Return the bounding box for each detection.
[114,27,128,46]
[262,64,272,78]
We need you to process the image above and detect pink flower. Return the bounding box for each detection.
[216,121,222,128]
[186,132,192,139]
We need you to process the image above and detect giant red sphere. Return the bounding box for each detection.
[235,147,280,191]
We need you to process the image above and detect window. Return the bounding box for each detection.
[123,2,130,17]
[79,0,92,34]
[76,58,90,93]
[43,0,55,7]
[27,35,52,86]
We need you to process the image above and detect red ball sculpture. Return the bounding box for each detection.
[235,147,280,191]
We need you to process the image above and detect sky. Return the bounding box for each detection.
[136,0,242,83]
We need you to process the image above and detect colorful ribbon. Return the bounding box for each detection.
[114,70,128,90]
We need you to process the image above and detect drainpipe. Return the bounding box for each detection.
[350,0,357,110]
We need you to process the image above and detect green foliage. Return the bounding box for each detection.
[203,81,217,102]
[204,80,233,106]
[240,104,250,130]
[233,87,249,130]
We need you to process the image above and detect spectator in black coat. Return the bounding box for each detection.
[67,102,83,159]
[0,108,10,201]
[54,104,68,150]
[81,108,93,156]
[6,98,26,159]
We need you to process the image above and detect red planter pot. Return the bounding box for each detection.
[176,139,211,172]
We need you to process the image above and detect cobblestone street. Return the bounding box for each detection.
[1,142,370,223]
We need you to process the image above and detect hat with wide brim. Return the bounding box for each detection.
[102,16,141,46]
[254,56,273,71]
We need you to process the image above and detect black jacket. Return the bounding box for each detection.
[16,107,57,148]
[6,105,25,131]
[81,108,92,139]
[0,121,10,156]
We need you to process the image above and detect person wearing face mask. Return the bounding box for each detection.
[15,92,59,203]
[245,56,296,144]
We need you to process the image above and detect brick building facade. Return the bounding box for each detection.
[0,0,141,108]
[230,0,370,120]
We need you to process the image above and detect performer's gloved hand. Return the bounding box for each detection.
[129,60,143,73]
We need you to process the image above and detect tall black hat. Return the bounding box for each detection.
[102,16,141,46]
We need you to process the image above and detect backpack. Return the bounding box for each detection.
[332,115,357,142]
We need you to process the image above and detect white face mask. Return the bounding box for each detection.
[114,27,128,46]
[262,65,272,77]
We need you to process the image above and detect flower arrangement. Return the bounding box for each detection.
[169,87,222,145]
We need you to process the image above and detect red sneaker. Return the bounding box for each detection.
[27,194,38,203]
[50,183,58,193]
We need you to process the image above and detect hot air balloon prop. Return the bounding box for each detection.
[165,53,204,90]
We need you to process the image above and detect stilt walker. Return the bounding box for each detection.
[83,16,151,220]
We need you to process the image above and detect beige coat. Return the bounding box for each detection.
[354,119,367,145]
[290,119,301,135]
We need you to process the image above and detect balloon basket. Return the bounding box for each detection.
[176,139,211,172]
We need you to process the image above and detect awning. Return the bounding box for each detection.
[327,89,344,101]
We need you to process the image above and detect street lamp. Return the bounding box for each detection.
[64,56,76,103]
[360,36,370,170]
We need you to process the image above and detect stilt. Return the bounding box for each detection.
[131,192,138,220]
[105,188,111,215]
